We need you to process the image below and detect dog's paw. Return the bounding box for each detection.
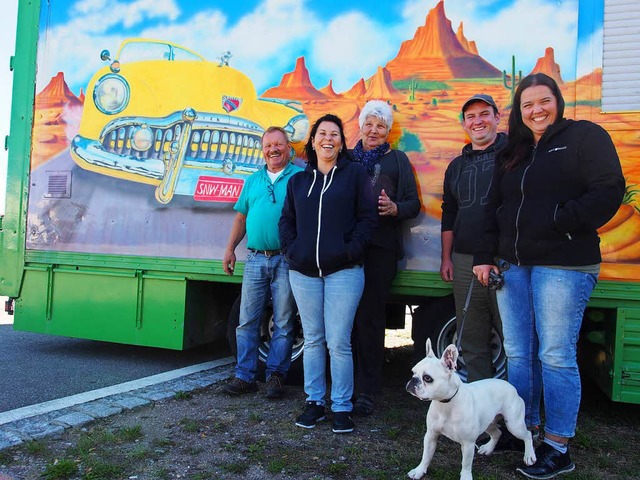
[477,441,495,456]
[523,451,536,466]
[407,466,427,479]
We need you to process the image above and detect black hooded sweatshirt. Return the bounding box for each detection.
[474,119,624,267]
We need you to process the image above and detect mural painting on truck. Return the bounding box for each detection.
[27,0,639,275]
[2,0,639,399]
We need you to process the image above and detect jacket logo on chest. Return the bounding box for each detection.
[547,146,567,153]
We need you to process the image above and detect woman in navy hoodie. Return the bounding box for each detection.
[279,114,377,434]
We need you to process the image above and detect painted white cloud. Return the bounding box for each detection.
[576,27,603,78]
[36,0,181,94]
[309,12,397,93]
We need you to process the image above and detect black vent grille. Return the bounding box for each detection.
[45,171,72,198]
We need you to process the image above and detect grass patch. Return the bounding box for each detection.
[249,411,262,423]
[152,436,175,447]
[326,461,349,475]
[221,461,249,474]
[117,424,143,442]
[174,390,193,400]
[43,458,77,479]
[267,457,287,473]
[83,458,125,479]
[126,444,149,460]
[179,417,200,433]
[247,438,267,458]
[0,450,13,465]
[24,439,47,455]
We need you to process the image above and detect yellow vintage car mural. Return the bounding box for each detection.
[71,38,309,204]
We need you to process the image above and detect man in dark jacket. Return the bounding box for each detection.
[440,94,504,382]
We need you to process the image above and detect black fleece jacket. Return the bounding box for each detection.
[474,119,625,267]
[442,133,507,255]
[279,157,377,277]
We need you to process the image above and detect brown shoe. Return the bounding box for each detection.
[222,377,258,396]
[265,373,285,399]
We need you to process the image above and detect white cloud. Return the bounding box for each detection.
[309,12,397,92]
[36,0,182,94]
[576,27,603,78]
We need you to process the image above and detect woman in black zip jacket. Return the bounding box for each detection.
[473,74,624,479]
[279,114,377,434]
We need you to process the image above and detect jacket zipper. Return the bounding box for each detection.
[314,167,336,277]
[514,145,536,265]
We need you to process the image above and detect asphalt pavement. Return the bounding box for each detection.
[0,297,235,450]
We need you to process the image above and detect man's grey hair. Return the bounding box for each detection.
[359,100,394,130]
[262,125,290,142]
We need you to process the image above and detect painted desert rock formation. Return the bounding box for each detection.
[385,0,501,80]
[530,47,564,84]
[262,56,326,100]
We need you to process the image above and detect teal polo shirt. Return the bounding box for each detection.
[234,162,302,251]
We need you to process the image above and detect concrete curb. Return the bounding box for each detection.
[0,357,235,450]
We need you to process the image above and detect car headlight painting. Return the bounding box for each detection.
[285,115,309,143]
[131,125,153,151]
[93,74,130,114]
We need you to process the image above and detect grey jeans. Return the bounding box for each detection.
[452,252,502,382]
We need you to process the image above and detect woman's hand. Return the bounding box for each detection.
[472,264,499,287]
[378,189,398,216]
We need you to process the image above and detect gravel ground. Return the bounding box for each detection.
[0,322,639,480]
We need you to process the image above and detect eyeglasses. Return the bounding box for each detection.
[267,184,276,203]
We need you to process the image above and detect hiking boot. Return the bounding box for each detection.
[332,412,354,433]
[352,394,375,417]
[516,442,575,479]
[295,401,326,429]
[221,377,258,396]
[265,372,285,399]
[491,425,540,453]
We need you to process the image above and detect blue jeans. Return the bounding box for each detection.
[497,264,597,438]
[289,266,364,412]
[235,251,297,382]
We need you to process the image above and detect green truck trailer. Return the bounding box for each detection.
[1,0,638,403]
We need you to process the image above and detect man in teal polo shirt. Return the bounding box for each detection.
[222,126,302,399]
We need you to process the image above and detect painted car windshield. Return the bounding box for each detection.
[118,42,203,63]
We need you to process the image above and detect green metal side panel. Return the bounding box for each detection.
[15,266,189,350]
[614,308,640,403]
[0,0,39,297]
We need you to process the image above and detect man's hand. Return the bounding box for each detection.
[472,264,499,287]
[439,259,454,282]
[378,189,398,217]
[223,249,236,275]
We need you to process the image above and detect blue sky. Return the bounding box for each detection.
[34,0,602,97]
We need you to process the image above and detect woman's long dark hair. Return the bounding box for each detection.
[304,113,348,169]
[499,73,565,171]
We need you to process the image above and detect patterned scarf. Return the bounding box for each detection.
[351,139,390,175]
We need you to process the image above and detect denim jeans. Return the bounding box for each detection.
[289,266,364,412]
[497,263,597,438]
[235,251,297,382]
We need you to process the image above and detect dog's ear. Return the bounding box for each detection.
[441,344,458,372]
[425,338,435,358]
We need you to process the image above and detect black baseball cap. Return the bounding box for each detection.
[461,94,498,113]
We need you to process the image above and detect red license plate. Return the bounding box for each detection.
[194,176,244,202]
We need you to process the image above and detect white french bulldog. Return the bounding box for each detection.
[405,339,536,480]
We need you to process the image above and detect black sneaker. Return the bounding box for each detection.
[491,426,540,453]
[265,373,285,399]
[332,412,354,433]
[516,442,575,479]
[221,377,258,396]
[352,394,375,417]
[295,402,326,429]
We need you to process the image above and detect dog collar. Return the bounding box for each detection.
[439,388,459,404]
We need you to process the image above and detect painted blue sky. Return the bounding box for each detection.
[37,0,603,95]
